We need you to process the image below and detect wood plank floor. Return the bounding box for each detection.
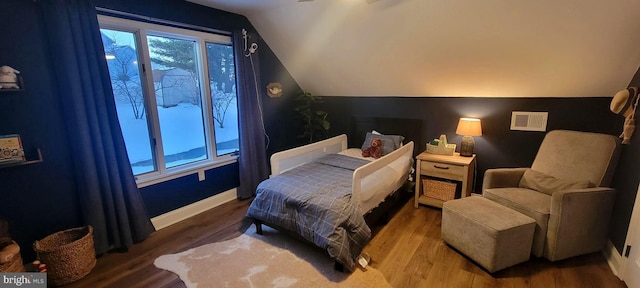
[64,196,627,288]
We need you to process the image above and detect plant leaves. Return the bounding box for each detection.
[294,90,330,143]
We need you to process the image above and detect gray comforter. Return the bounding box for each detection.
[246,153,372,271]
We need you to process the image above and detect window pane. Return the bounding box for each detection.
[101,29,155,175]
[206,42,239,156]
[147,35,207,168]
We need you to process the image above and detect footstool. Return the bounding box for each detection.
[441,196,535,273]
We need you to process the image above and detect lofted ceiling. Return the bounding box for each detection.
[188,0,640,97]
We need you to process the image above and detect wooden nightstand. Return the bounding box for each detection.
[414,152,476,208]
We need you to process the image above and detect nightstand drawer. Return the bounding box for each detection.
[420,160,465,181]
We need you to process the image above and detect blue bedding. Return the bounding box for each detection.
[246,153,372,271]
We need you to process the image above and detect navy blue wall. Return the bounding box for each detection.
[610,67,640,253]
[0,0,81,262]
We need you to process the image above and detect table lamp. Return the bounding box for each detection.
[456,118,482,157]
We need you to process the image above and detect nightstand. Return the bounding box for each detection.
[414,152,476,208]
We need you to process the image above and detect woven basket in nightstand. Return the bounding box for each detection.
[423,179,457,201]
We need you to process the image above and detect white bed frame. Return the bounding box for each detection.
[257,134,414,271]
[269,134,414,209]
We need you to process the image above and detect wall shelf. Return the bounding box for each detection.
[0,148,42,168]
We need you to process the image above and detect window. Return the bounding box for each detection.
[99,16,239,186]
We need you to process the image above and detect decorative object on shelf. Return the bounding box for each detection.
[0,148,43,169]
[0,66,20,90]
[0,134,25,164]
[266,82,283,97]
[456,118,482,157]
[610,87,639,144]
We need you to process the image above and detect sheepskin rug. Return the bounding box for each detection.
[154,226,391,288]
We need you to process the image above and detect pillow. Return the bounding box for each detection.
[371,130,404,147]
[518,169,594,195]
[361,132,404,155]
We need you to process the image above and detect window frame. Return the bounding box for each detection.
[98,15,238,188]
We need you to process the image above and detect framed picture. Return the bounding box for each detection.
[0,134,25,164]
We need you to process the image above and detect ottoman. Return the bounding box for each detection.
[442,196,535,273]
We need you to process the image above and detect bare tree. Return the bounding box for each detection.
[211,88,235,128]
[207,44,236,128]
[103,33,146,119]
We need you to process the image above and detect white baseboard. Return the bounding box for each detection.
[603,240,623,279]
[151,188,237,230]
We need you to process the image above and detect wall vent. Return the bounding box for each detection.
[510,111,548,132]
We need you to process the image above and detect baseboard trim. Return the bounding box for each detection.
[151,188,237,230]
[603,240,623,279]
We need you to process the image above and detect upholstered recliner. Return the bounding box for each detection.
[482,130,620,261]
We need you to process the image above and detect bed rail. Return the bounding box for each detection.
[352,141,414,202]
[270,134,348,176]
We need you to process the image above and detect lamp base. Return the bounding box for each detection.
[459,135,475,157]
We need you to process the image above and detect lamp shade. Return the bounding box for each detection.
[456,118,482,136]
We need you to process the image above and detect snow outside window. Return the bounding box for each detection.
[99,16,239,185]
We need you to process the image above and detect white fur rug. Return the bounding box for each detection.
[154,226,391,288]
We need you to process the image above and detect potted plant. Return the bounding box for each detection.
[294,90,330,143]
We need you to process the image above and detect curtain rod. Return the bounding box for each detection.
[95,7,232,36]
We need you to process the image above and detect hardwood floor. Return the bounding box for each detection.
[65,196,627,288]
[366,198,627,288]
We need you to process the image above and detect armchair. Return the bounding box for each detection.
[482,130,620,261]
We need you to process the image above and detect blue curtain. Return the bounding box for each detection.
[39,0,154,254]
[233,30,269,199]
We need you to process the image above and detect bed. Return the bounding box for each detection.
[246,118,422,272]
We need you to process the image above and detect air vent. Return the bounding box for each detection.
[510,111,548,132]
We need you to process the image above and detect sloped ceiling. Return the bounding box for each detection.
[189,0,640,97]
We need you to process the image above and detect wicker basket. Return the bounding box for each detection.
[0,240,25,272]
[423,179,457,201]
[34,226,96,286]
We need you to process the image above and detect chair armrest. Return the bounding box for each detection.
[546,187,616,261]
[482,168,528,191]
